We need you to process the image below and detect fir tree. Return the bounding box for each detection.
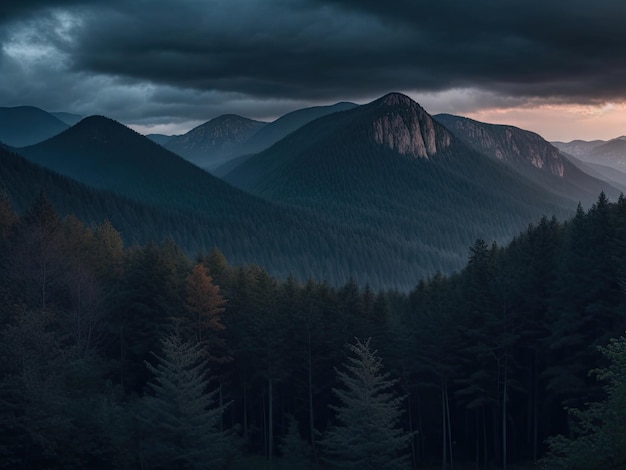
[139,329,235,470]
[322,337,411,469]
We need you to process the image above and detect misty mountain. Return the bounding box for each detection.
[164,114,266,170]
[50,111,84,126]
[552,139,605,158]
[0,106,69,147]
[224,92,576,269]
[553,136,626,173]
[146,133,178,146]
[587,137,626,171]
[563,152,626,191]
[434,114,620,204]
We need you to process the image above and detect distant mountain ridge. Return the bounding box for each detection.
[552,139,606,158]
[51,111,84,126]
[147,134,178,146]
[164,102,359,174]
[0,106,69,147]
[230,101,358,157]
[553,137,626,173]
[164,114,267,169]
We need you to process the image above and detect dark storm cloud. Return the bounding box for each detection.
[1,0,626,126]
[53,0,626,105]
[315,0,626,101]
[0,0,106,24]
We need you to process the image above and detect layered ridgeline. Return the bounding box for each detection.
[0,106,69,147]
[160,102,357,174]
[434,114,621,204]
[9,117,453,288]
[554,136,626,171]
[17,115,271,217]
[147,134,178,146]
[213,102,358,175]
[224,93,585,268]
[50,111,84,126]
[553,136,626,189]
[164,114,267,170]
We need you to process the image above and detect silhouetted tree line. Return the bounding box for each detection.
[0,190,624,469]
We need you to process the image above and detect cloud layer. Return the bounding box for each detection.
[1,0,625,136]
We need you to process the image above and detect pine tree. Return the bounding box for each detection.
[322,337,411,470]
[139,329,235,470]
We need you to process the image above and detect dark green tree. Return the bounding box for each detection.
[139,329,235,470]
[322,337,411,469]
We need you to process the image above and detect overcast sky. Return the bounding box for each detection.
[1,0,625,140]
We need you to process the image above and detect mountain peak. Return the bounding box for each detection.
[207,114,263,125]
[377,92,417,108]
[368,93,451,159]
[164,113,267,169]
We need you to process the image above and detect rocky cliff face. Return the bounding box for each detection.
[435,114,565,177]
[371,93,451,159]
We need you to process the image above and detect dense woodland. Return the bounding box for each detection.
[1,190,625,469]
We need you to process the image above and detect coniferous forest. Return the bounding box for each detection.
[1,189,625,469]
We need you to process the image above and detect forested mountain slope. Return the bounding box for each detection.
[225,93,578,271]
[2,144,446,289]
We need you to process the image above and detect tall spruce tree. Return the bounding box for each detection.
[322,337,411,470]
[139,329,234,470]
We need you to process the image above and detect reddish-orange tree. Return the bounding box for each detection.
[184,263,229,363]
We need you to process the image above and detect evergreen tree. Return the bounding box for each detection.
[322,337,411,469]
[139,329,235,470]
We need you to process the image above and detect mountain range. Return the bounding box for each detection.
[2,93,621,289]
[160,102,357,173]
[3,127,424,288]
[553,136,626,173]
[223,93,597,268]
